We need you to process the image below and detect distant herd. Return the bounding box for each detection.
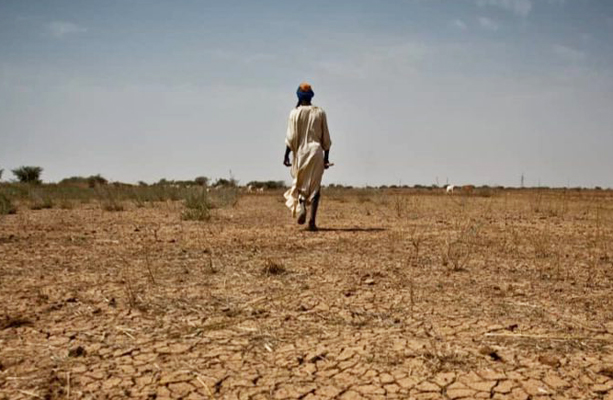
[237,184,477,194]
[445,184,475,194]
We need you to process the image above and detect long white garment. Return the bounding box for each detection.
[284,105,332,216]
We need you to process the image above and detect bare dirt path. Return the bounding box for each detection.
[1,190,613,399]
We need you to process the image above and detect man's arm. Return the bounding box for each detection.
[283,146,292,167]
[321,110,332,169]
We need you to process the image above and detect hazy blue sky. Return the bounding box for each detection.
[1,0,612,187]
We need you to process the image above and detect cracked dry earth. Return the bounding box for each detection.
[1,189,613,400]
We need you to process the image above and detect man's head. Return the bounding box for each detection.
[296,82,314,105]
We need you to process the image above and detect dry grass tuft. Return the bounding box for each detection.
[262,259,286,275]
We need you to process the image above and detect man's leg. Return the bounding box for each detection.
[308,191,320,231]
[297,195,307,225]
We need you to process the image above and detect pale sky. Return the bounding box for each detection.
[1,0,612,187]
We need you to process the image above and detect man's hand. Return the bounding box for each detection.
[324,150,331,169]
[283,157,291,167]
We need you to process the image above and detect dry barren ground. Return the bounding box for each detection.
[1,189,613,399]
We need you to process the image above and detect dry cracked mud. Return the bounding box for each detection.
[1,189,613,399]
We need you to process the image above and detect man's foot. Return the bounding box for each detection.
[297,200,307,225]
[307,221,318,231]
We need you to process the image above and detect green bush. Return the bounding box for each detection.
[12,166,43,184]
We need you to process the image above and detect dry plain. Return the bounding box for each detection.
[1,188,613,399]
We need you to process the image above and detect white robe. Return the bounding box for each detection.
[284,105,332,216]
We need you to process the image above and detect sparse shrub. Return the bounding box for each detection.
[529,190,544,213]
[29,189,54,210]
[0,169,3,181]
[59,198,75,210]
[0,192,17,215]
[12,166,43,184]
[393,195,406,218]
[97,187,124,211]
[182,189,211,221]
[441,222,480,272]
[212,186,239,208]
[262,259,286,275]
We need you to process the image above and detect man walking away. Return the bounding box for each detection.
[283,82,332,231]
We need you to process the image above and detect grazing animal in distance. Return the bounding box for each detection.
[446,185,455,194]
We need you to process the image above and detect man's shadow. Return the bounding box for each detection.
[314,227,386,233]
